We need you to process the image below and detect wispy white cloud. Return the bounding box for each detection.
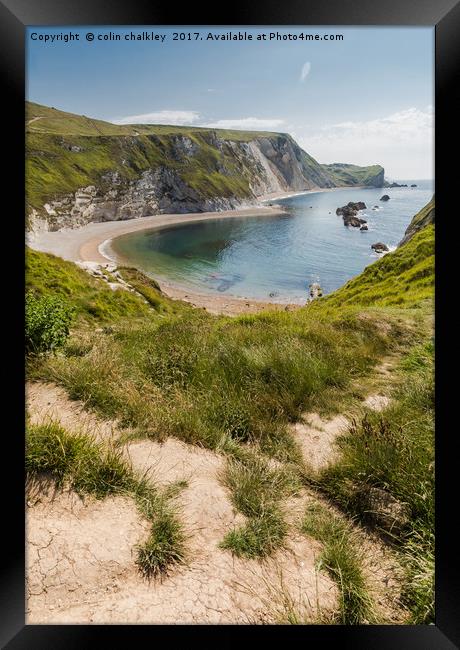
[324,107,433,141]
[295,107,434,178]
[300,61,311,82]
[204,117,286,130]
[113,110,201,125]
[112,110,286,131]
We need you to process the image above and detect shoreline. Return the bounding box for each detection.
[258,184,367,203]
[28,202,306,315]
[28,205,285,264]
[27,185,370,315]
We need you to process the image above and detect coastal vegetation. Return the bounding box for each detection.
[301,502,374,624]
[322,163,385,188]
[26,187,434,623]
[322,223,434,308]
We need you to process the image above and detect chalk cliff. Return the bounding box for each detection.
[26,102,385,231]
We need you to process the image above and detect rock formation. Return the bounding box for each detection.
[399,196,434,247]
[308,283,323,300]
[336,201,367,227]
[371,242,389,253]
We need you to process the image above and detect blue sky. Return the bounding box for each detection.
[27,26,434,178]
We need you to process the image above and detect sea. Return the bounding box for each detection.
[110,180,434,304]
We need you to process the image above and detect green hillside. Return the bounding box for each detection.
[322,163,384,187]
[26,101,280,140]
[26,102,384,221]
[322,223,434,309]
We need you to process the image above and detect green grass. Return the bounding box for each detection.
[221,509,287,559]
[26,101,280,140]
[301,502,374,624]
[26,249,156,322]
[26,420,186,577]
[135,510,187,579]
[32,303,407,455]
[321,224,434,308]
[321,163,384,187]
[116,266,182,313]
[219,454,301,558]
[399,197,434,246]
[318,339,434,622]
[320,340,434,527]
[400,530,435,624]
[222,455,301,518]
[26,420,134,496]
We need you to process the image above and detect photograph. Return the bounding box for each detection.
[24,24,435,626]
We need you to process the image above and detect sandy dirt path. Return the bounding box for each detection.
[26,382,338,624]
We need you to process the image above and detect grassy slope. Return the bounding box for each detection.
[26,101,280,140]
[399,196,435,246]
[319,224,434,309]
[306,211,434,623]
[26,248,184,322]
[322,163,384,187]
[25,199,434,622]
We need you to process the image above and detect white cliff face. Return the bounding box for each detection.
[28,133,335,232]
[247,141,286,195]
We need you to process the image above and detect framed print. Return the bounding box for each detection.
[1,0,459,646]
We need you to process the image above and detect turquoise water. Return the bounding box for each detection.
[111,180,433,303]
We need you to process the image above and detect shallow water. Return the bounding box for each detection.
[111,180,433,303]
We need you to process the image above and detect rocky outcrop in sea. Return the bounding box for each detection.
[336,201,368,227]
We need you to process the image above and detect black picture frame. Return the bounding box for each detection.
[2,0,458,647]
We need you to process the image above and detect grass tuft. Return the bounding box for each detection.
[221,508,287,559]
[302,502,374,624]
[219,454,300,558]
[135,512,187,578]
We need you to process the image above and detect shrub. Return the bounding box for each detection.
[26,292,74,355]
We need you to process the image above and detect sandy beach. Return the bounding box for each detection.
[28,203,308,316]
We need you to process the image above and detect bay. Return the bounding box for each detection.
[111,181,433,304]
